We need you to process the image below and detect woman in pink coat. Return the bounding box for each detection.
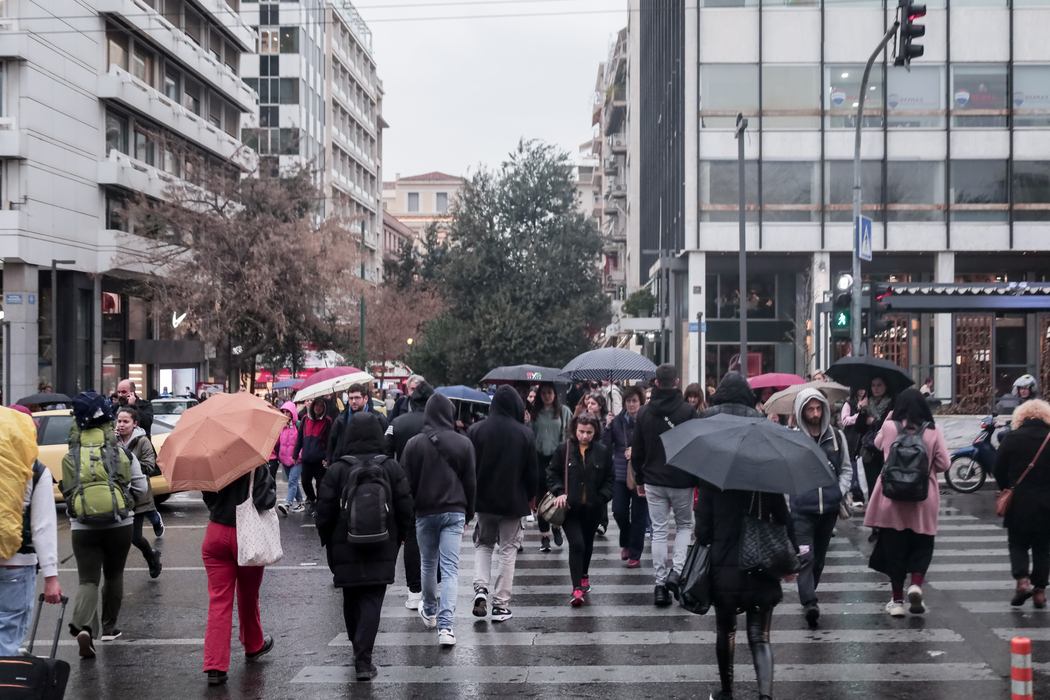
[863,388,950,618]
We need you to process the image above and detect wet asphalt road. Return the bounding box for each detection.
[28,479,1049,700]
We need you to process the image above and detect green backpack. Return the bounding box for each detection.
[61,422,132,525]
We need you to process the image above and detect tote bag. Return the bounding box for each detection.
[236,470,283,566]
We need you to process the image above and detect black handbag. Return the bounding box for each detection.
[676,543,712,615]
[739,492,799,580]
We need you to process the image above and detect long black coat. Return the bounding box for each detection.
[315,414,414,587]
[994,418,1050,533]
[547,439,615,510]
[467,386,538,518]
[695,485,797,613]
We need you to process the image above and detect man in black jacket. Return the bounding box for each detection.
[631,363,697,606]
[467,386,537,622]
[117,379,154,438]
[401,394,476,647]
[327,383,389,464]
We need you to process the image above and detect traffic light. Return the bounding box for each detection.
[895,0,926,67]
[831,273,853,340]
[868,283,893,337]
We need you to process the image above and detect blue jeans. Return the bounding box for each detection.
[0,565,36,656]
[416,512,466,630]
[282,463,303,505]
[145,510,161,526]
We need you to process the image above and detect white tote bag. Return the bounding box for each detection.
[236,470,283,567]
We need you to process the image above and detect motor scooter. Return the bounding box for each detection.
[945,415,1008,493]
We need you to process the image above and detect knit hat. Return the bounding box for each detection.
[72,391,113,429]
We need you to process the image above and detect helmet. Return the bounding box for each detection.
[1013,374,1038,396]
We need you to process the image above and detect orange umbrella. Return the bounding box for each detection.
[157,392,287,493]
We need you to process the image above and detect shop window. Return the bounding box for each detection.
[950,160,1008,222]
[128,297,149,340]
[995,314,1030,397]
[702,0,758,7]
[762,66,820,128]
[700,160,759,222]
[105,112,128,156]
[709,274,777,320]
[1013,65,1050,128]
[700,64,759,128]
[887,65,945,128]
[1013,161,1050,222]
[825,161,883,222]
[886,161,945,221]
[951,64,1008,127]
[825,64,884,129]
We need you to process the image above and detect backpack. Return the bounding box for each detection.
[339,456,393,544]
[61,422,133,525]
[880,420,931,502]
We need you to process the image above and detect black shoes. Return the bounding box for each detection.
[207,670,228,685]
[552,528,564,547]
[540,536,551,553]
[665,570,681,600]
[596,524,607,538]
[149,550,162,579]
[355,663,378,681]
[804,602,820,627]
[245,634,274,661]
[76,630,95,658]
[654,585,672,607]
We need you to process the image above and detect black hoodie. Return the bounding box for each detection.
[699,371,765,420]
[467,386,538,518]
[386,382,436,460]
[631,384,698,489]
[401,393,476,521]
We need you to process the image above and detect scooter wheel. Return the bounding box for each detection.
[945,455,987,493]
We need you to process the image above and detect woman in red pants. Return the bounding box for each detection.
[200,463,277,685]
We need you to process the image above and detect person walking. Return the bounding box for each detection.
[201,462,276,685]
[684,382,707,412]
[401,393,476,646]
[117,379,154,438]
[601,380,623,417]
[62,392,147,657]
[858,376,894,509]
[467,386,537,622]
[548,412,614,607]
[994,398,1050,608]
[608,385,647,567]
[315,413,413,680]
[531,382,572,553]
[633,363,698,606]
[789,389,853,627]
[864,388,950,617]
[391,374,425,420]
[115,407,164,579]
[0,406,62,657]
[328,383,389,464]
[270,402,304,515]
[294,398,332,516]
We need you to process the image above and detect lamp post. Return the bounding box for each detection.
[51,258,75,393]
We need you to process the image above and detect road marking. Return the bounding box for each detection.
[385,581,893,597]
[26,638,205,647]
[937,515,979,521]
[993,629,1050,641]
[291,662,998,684]
[935,524,1003,531]
[936,536,1007,543]
[960,601,1050,614]
[381,603,906,618]
[930,580,1014,590]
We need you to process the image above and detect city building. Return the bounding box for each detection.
[0,0,258,402]
[631,0,1050,407]
[382,209,414,266]
[238,0,385,283]
[382,171,465,245]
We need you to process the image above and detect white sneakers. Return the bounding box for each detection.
[419,606,437,629]
[885,600,906,617]
[405,590,422,610]
[907,585,926,614]
[438,629,456,646]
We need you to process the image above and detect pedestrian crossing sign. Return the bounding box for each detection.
[856,215,872,262]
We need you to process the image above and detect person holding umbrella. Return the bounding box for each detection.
[531,383,572,553]
[864,388,950,617]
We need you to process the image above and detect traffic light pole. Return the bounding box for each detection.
[852,22,900,355]
[736,114,748,375]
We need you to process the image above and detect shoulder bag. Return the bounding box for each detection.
[236,469,284,567]
[739,492,799,580]
[537,445,570,527]
[996,431,1050,518]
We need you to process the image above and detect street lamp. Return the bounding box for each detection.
[51,258,75,393]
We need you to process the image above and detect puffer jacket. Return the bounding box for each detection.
[295,399,332,464]
[276,401,299,466]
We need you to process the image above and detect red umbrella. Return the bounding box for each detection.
[296,366,366,391]
[748,373,806,390]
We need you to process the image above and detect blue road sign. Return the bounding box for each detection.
[855,215,873,262]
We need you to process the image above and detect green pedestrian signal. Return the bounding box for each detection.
[835,311,849,327]
[831,273,853,340]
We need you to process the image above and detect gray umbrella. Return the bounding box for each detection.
[558,348,657,382]
[660,413,836,495]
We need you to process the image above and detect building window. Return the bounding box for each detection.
[825,161,883,222]
[1012,161,1050,221]
[210,29,223,63]
[132,46,154,87]
[699,160,759,222]
[105,112,128,156]
[825,64,884,129]
[225,41,239,74]
[278,78,299,104]
[887,65,945,128]
[208,97,221,127]
[259,29,279,54]
[279,27,299,53]
[950,160,1008,222]
[105,193,126,231]
[134,129,154,166]
[260,55,278,77]
[700,64,758,129]
[762,65,820,128]
[1013,65,1050,128]
[886,161,945,221]
[762,161,819,222]
[407,192,419,212]
[184,9,202,45]
[224,104,239,137]
[706,274,778,320]
[436,192,449,213]
[164,68,179,102]
[183,79,201,115]
[951,64,1008,127]
[106,29,128,71]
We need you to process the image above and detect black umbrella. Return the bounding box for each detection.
[481,364,563,385]
[825,356,914,396]
[558,348,657,382]
[660,414,836,495]
[16,392,72,406]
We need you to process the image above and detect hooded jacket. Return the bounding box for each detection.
[386,382,435,460]
[789,388,853,516]
[120,425,157,514]
[315,413,414,587]
[295,399,332,464]
[401,393,476,521]
[699,372,765,420]
[276,401,299,466]
[327,398,390,464]
[467,386,538,518]
[631,385,698,489]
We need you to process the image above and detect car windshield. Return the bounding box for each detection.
[153,400,197,414]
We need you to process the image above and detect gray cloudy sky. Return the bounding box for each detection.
[359,0,629,181]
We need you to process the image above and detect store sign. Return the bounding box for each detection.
[831,89,846,106]
[955,89,970,106]
[172,311,187,328]
[5,294,21,305]
[887,94,899,109]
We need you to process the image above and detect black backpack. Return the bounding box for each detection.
[880,421,931,502]
[339,456,393,544]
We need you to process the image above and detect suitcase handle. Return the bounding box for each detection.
[26,593,69,660]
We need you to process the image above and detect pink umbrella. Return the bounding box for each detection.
[748,373,806,390]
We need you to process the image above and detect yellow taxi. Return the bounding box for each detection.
[32,409,176,504]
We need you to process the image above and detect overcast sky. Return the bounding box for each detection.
[359,0,630,181]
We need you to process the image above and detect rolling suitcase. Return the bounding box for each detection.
[0,593,70,699]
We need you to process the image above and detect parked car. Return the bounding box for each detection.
[151,397,200,424]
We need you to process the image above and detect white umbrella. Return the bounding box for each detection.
[293,371,373,403]
[761,380,851,416]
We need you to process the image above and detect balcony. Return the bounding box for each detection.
[606,179,627,200]
[363,230,378,250]
[602,218,626,243]
[329,169,377,212]
[96,0,256,112]
[604,158,618,175]
[192,0,256,52]
[98,150,178,200]
[0,20,28,59]
[0,118,27,158]
[609,134,627,154]
[98,67,255,170]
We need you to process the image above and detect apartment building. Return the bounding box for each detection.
[0,0,258,402]
[382,171,465,245]
[631,0,1050,406]
[239,0,385,282]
